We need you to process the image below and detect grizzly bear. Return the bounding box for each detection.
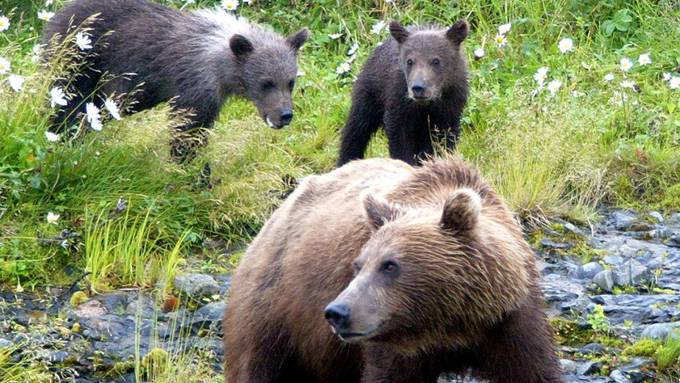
[223,157,563,383]
[42,0,308,163]
[337,20,469,167]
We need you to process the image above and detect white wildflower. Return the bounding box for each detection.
[45,131,59,142]
[547,79,562,96]
[610,91,628,106]
[49,87,68,108]
[638,53,651,66]
[75,32,92,50]
[0,15,10,32]
[46,212,60,225]
[37,10,54,21]
[619,57,633,72]
[498,23,511,35]
[85,102,102,131]
[104,98,121,120]
[662,72,671,82]
[31,44,44,63]
[603,73,615,82]
[620,80,636,90]
[473,47,485,59]
[296,70,305,77]
[336,61,351,75]
[533,67,549,87]
[243,0,252,4]
[46,0,54,6]
[571,90,585,98]
[371,20,386,35]
[221,0,239,11]
[0,57,10,74]
[670,76,680,90]
[558,37,573,53]
[494,34,507,47]
[8,74,24,92]
[347,42,359,56]
[328,33,342,40]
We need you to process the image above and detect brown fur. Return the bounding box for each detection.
[223,157,563,383]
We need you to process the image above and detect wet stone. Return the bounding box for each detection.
[573,262,604,280]
[592,270,614,292]
[174,273,220,298]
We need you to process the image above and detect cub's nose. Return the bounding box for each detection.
[411,81,427,98]
[324,303,350,330]
[280,110,293,126]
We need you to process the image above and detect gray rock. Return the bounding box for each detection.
[574,262,604,280]
[576,360,603,375]
[0,338,11,348]
[174,273,220,298]
[667,234,680,248]
[49,350,70,363]
[613,259,650,286]
[618,357,655,383]
[589,294,680,325]
[560,358,577,374]
[593,270,614,292]
[648,211,664,223]
[603,255,624,266]
[640,322,680,341]
[540,238,574,250]
[611,210,637,231]
[609,369,631,383]
[578,343,606,355]
[193,302,226,324]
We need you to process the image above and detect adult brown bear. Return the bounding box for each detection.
[223,157,562,383]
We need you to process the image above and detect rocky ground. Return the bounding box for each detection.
[1,210,679,382]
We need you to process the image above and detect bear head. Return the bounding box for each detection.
[389,20,468,102]
[324,187,532,354]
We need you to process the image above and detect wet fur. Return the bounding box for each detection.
[337,22,469,166]
[223,157,563,383]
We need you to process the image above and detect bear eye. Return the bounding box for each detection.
[289,79,295,90]
[352,261,362,276]
[406,58,414,66]
[261,80,276,91]
[381,260,399,274]
[431,58,440,65]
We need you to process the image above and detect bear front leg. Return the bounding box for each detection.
[429,110,461,154]
[361,346,440,383]
[384,111,421,165]
[337,90,383,167]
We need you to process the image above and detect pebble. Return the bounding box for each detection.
[174,273,220,298]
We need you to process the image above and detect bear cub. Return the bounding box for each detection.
[338,20,469,166]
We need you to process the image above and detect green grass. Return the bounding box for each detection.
[0,0,678,290]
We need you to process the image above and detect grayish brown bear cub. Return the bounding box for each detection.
[42,0,308,163]
[337,20,469,166]
[224,157,563,383]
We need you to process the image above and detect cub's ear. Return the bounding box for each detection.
[446,19,469,44]
[389,21,410,44]
[440,188,481,233]
[230,34,254,58]
[363,194,401,230]
[287,28,310,51]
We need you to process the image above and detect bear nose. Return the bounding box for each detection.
[324,303,350,330]
[411,81,426,97]
[280,110,293,126]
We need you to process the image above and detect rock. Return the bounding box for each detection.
[610,210,637,231]
[574,262,604,280]
[589,294,680,325]
[0,338,11,348]
[578,343,606,355]
[576,360,603,375]
[215,274,232,295]
[593,270,614,292]
[49,350,70,363]
[73,300,107,318]
[640,322,680,341]
[667,234,680,248]
[618,357,655,383]
[648,211,664,223]
[603,255,624,266]
[609,369,631,383]
[193,302,226,325]
[613,259,650,286]
[174,273,220,298]
[540,238,574,251]
[560,359,577,374]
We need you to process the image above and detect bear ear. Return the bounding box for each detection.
[363,194,401,230]
[389,21,410,44]
[287,28,310,51]
[440,188,481,233]
[230,34,254,58]
[446,19,469,44]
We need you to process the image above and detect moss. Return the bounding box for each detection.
[623,339,662,357]
[550,318,626,348]
[142,347,169,377]
[69,291,89,307]
[660,184,680,210]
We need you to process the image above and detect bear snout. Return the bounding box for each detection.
[324,302,351,331]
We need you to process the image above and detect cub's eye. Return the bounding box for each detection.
[261,80,276,91]
[289,79,296,90]
[381,260,399,274]
[352,261,362,276]
[431,58,440,65]
[406,58,414,66]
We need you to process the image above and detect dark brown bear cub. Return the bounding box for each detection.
[337,20,469,166]
[224,157,563,383]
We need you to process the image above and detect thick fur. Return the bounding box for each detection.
[223,157,563,383]
[337,21,469,166]
[42,0,307,162]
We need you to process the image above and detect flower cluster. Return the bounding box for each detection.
[336,42,359,76]
[221,0,253,12]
